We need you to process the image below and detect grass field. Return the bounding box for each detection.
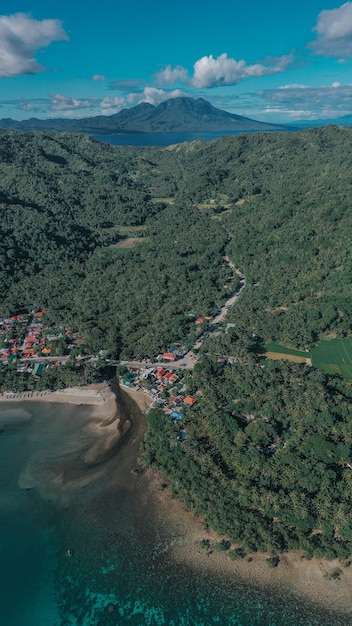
[264,342,309,358]
[263,338,352,379]
[310,338,352,379]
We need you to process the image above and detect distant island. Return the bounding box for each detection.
[0,96,292,134]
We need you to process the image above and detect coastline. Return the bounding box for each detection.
[143,467,352,619]
[1,382,351,617]
[0,382,114,407]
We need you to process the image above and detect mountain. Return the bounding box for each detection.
[0,97,290,134]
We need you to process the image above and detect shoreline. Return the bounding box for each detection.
[143,467,352,618]
[1,382,351,616]
[0,383,113,406]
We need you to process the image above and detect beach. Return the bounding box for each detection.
[1,381,352,623]
[145,466,352,619]
[117,385,352,618]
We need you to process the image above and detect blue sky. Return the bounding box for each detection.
[1,1,352,123]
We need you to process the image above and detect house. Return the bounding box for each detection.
[195,318,204,324]
[162,353,176,362]
[184,396,197,406]
[32,363,45,376]
[171,411,184,421]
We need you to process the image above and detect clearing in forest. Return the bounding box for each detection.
[310,337,352,379]
[262,342,311,364]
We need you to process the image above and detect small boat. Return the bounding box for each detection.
[65,549,73,557]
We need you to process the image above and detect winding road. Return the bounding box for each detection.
[116,259,245,371]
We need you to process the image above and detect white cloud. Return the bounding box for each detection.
[0,13,68,77]
[155,53,293,89]
[92,74,105,82]
[278,84,308,89]
[100,87,188,114]
[155,64,189,85]
[256,82,352,120]
[309,2,352,57]
[191,53,293,88]
[49,94,97,112]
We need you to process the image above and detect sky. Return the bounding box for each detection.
[1,1,352,123]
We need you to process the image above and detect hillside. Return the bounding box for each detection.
[1,125,352,351]
[2,126,352,560]
[0,97,289,134]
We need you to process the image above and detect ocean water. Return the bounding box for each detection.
[92,131,271,148]
[0,401,349,626]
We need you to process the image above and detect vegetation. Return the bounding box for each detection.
[143,357,352,559]
[311,338,352,379]
[1,125,352,559]
[0,130,231,358]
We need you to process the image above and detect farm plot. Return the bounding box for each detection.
[310,338,352,379]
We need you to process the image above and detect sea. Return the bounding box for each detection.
[91,130,298,148]
[0,399,350,626]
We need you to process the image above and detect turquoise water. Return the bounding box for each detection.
[0,402,349,625]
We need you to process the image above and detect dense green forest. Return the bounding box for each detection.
[0,130,231,357]
[144,358,352,560]
[2,126,352,559]
[2,126,352,354]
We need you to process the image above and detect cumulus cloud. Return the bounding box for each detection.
[0,12,68,77]
[256,82,352,120]
[309,2,352,57]
[192,53,293,88]
[100,87,188,113]
[49,94,98,112]
[92,74,105,82]
[155,53,293,89]
[155,64,189,85]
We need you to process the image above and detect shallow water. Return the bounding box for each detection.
[0,401,349,625]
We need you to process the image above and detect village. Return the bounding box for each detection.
[0,309,79,376]
[0,262,245,422]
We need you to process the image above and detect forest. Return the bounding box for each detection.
[2,126,352,558]
[2,126,352,355]
[144,358,352,560]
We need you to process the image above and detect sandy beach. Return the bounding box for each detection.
[142,466,352,618]
[1,380,351,617]
[0,382,115,408]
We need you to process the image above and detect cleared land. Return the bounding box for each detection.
[111,237,145,249]
[265,351,312,365]
[310,338,352,379]
[264,342,309,358]
[263,338,352,379]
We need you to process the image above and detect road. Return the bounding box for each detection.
[16,259,245,373]
[115,260,245,371]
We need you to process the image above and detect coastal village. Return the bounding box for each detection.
[0,262,245,437]
[0,310,78,376]
[0,305,231,433]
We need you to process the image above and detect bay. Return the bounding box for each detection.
[0,400,349,625]
[91,130,294,148]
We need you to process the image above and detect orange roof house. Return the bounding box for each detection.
[163,353,176,361]
[184,396,197,406]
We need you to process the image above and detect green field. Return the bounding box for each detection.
[264,342,308,358]
[310,337,352,379]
